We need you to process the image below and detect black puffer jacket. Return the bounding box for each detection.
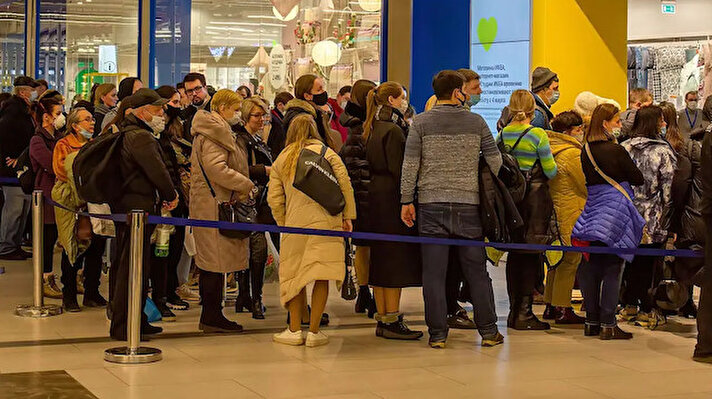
[339,102,370,236]
[0,96,34,177]
[671,139,706,246]
[112,114,177,214]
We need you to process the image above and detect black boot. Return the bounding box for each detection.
[600,325,633,340]
[200,271,242,333]
[507,294,517,328]
[250,257,266,320]
[234,270,253,313]
[542,303,558,320]
[679,297,698,319]
[61,256,80,312]
[154,297,176,322]
[355,286,371,314]
[512,296,550,330]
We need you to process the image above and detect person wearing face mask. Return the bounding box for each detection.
[500,90,557,331]
[93,83,118,135]
[530,67,559,130]
[190,89,254,333]
[362,81,423,340]
[29,97,64,300]
[232,97,275,320]
[620,106,677,327]
[457,69,483,109]
[0,76,39,261]
[148,85,193,318]
[573,103,644,340]
[541,111,587,324]
[52,108,107,312]
[677,91,703,140]
[283,74,343,152]
[109,88,177,340]
[327,85,351,143]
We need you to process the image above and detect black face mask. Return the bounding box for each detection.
[165,105,182,119]
[311,91,329,106]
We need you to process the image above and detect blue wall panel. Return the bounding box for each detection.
[154,0,191,87]
[410,0,471,112]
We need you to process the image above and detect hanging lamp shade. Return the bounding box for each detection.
[248,46,271,68]
[270,0,300,17]
[358,0,381,12]
[272,5,298,21]
[311,40,341,67]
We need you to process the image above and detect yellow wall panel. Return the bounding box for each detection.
[532,0,628,114]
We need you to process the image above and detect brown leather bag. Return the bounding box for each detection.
[76,215,93,241]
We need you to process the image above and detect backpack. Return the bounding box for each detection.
[496,127,533,204]
[14,147,35,194]
[72,130,135,203]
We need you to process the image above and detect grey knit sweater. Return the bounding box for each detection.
[400,104,502,205]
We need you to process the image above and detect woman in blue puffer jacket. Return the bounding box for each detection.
[572,103,645,341]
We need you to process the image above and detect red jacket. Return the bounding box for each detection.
[327,98,348,143]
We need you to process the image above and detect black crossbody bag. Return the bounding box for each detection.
[197,154,256,239]
[293,144,345,216]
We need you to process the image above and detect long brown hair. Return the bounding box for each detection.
[660,102,683,152]
[363,81,403,141]
[32,97,61,127]
[586,103,619,143]
[94,83,116,106]
[282,114,321,178]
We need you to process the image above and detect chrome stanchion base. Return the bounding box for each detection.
[15,304,63,318]
[104,347,162,364]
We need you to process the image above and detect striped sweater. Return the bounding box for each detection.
[499,123,557,179]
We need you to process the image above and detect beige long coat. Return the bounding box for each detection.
[268,140,356,305]
[190,110,255,273]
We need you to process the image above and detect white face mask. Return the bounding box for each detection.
[53,113,66,130]
[144,113,166,136]
[226,115,241,126]
[78,127,93,140]
[687,100,698,110]
[396,100,409,115]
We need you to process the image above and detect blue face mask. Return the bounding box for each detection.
[466,94,481,108]
[549,90,560,105]
[660,126,667,138]
[78,127,93,140]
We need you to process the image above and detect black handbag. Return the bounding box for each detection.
[197,155,256,239]
[293,144,345,216]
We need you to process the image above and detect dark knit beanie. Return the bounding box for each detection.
[531,67,558,93]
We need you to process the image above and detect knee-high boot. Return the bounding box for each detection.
[234,270,252,313]
[199,270,242,333]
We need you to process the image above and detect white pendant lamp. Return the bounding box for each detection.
[272,5,298,21]
[358,0,381,12]
[311,39,341,67]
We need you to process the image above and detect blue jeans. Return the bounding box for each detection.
[0,186,31,255]
[418,203,498,340]
[578,252,625,327]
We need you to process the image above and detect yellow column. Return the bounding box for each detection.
[532,0,628,114]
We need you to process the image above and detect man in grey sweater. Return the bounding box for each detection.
[400,70,504,348]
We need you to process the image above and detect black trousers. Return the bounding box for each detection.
[446,247,466,314]
[622,244,662,313]
[61,235,105,297]
[249,231,268,300]
[109,222,154,339]
[150,225,185,301]
[696,214,712,355]
[43,224,58,274]
[199,269,225,324]
[505,252,542,303]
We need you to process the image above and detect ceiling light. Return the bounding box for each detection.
[358,0,381,12]
[272,5,298,21]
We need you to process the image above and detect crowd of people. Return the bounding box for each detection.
[0,65,710,360]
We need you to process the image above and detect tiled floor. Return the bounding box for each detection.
[0,253,709,398]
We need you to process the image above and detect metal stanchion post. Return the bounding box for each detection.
[104,210,162,364]
[15,191,62,317]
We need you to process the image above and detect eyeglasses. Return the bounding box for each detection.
[81,116,96,123]
[185,85,204,95]
[249,113,266,119]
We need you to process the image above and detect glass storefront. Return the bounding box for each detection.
[190,0,382,101]
[0,0,26,92]
[37,0,138,101]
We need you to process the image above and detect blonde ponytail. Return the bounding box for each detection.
[508,89,536,124]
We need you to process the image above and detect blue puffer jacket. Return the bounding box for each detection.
[572,183,645,262]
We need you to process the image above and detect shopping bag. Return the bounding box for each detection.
[184,226,196,257]
[87,203,115,237]
[144,297,162,322]
[264,232,280,283]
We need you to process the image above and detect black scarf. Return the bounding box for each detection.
[375,105,409,134]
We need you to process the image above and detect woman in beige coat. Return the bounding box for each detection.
[190,89,255,333]
[268,114,356,347]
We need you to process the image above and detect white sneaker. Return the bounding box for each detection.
[273,328,304,346]
[305,331,329,347]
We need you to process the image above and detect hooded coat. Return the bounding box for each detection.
[621,137,677,244]
[190,110,255,273]
[267,140,356,305]
[339,101,370,238]
[547,131,587,246]
[283,99,343,153]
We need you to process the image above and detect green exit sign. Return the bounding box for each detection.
[662,3,676,14]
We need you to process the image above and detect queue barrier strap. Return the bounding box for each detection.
[0,177,702,259]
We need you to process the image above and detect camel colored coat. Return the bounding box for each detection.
[190,110,255,273]
[268,140,356,305]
